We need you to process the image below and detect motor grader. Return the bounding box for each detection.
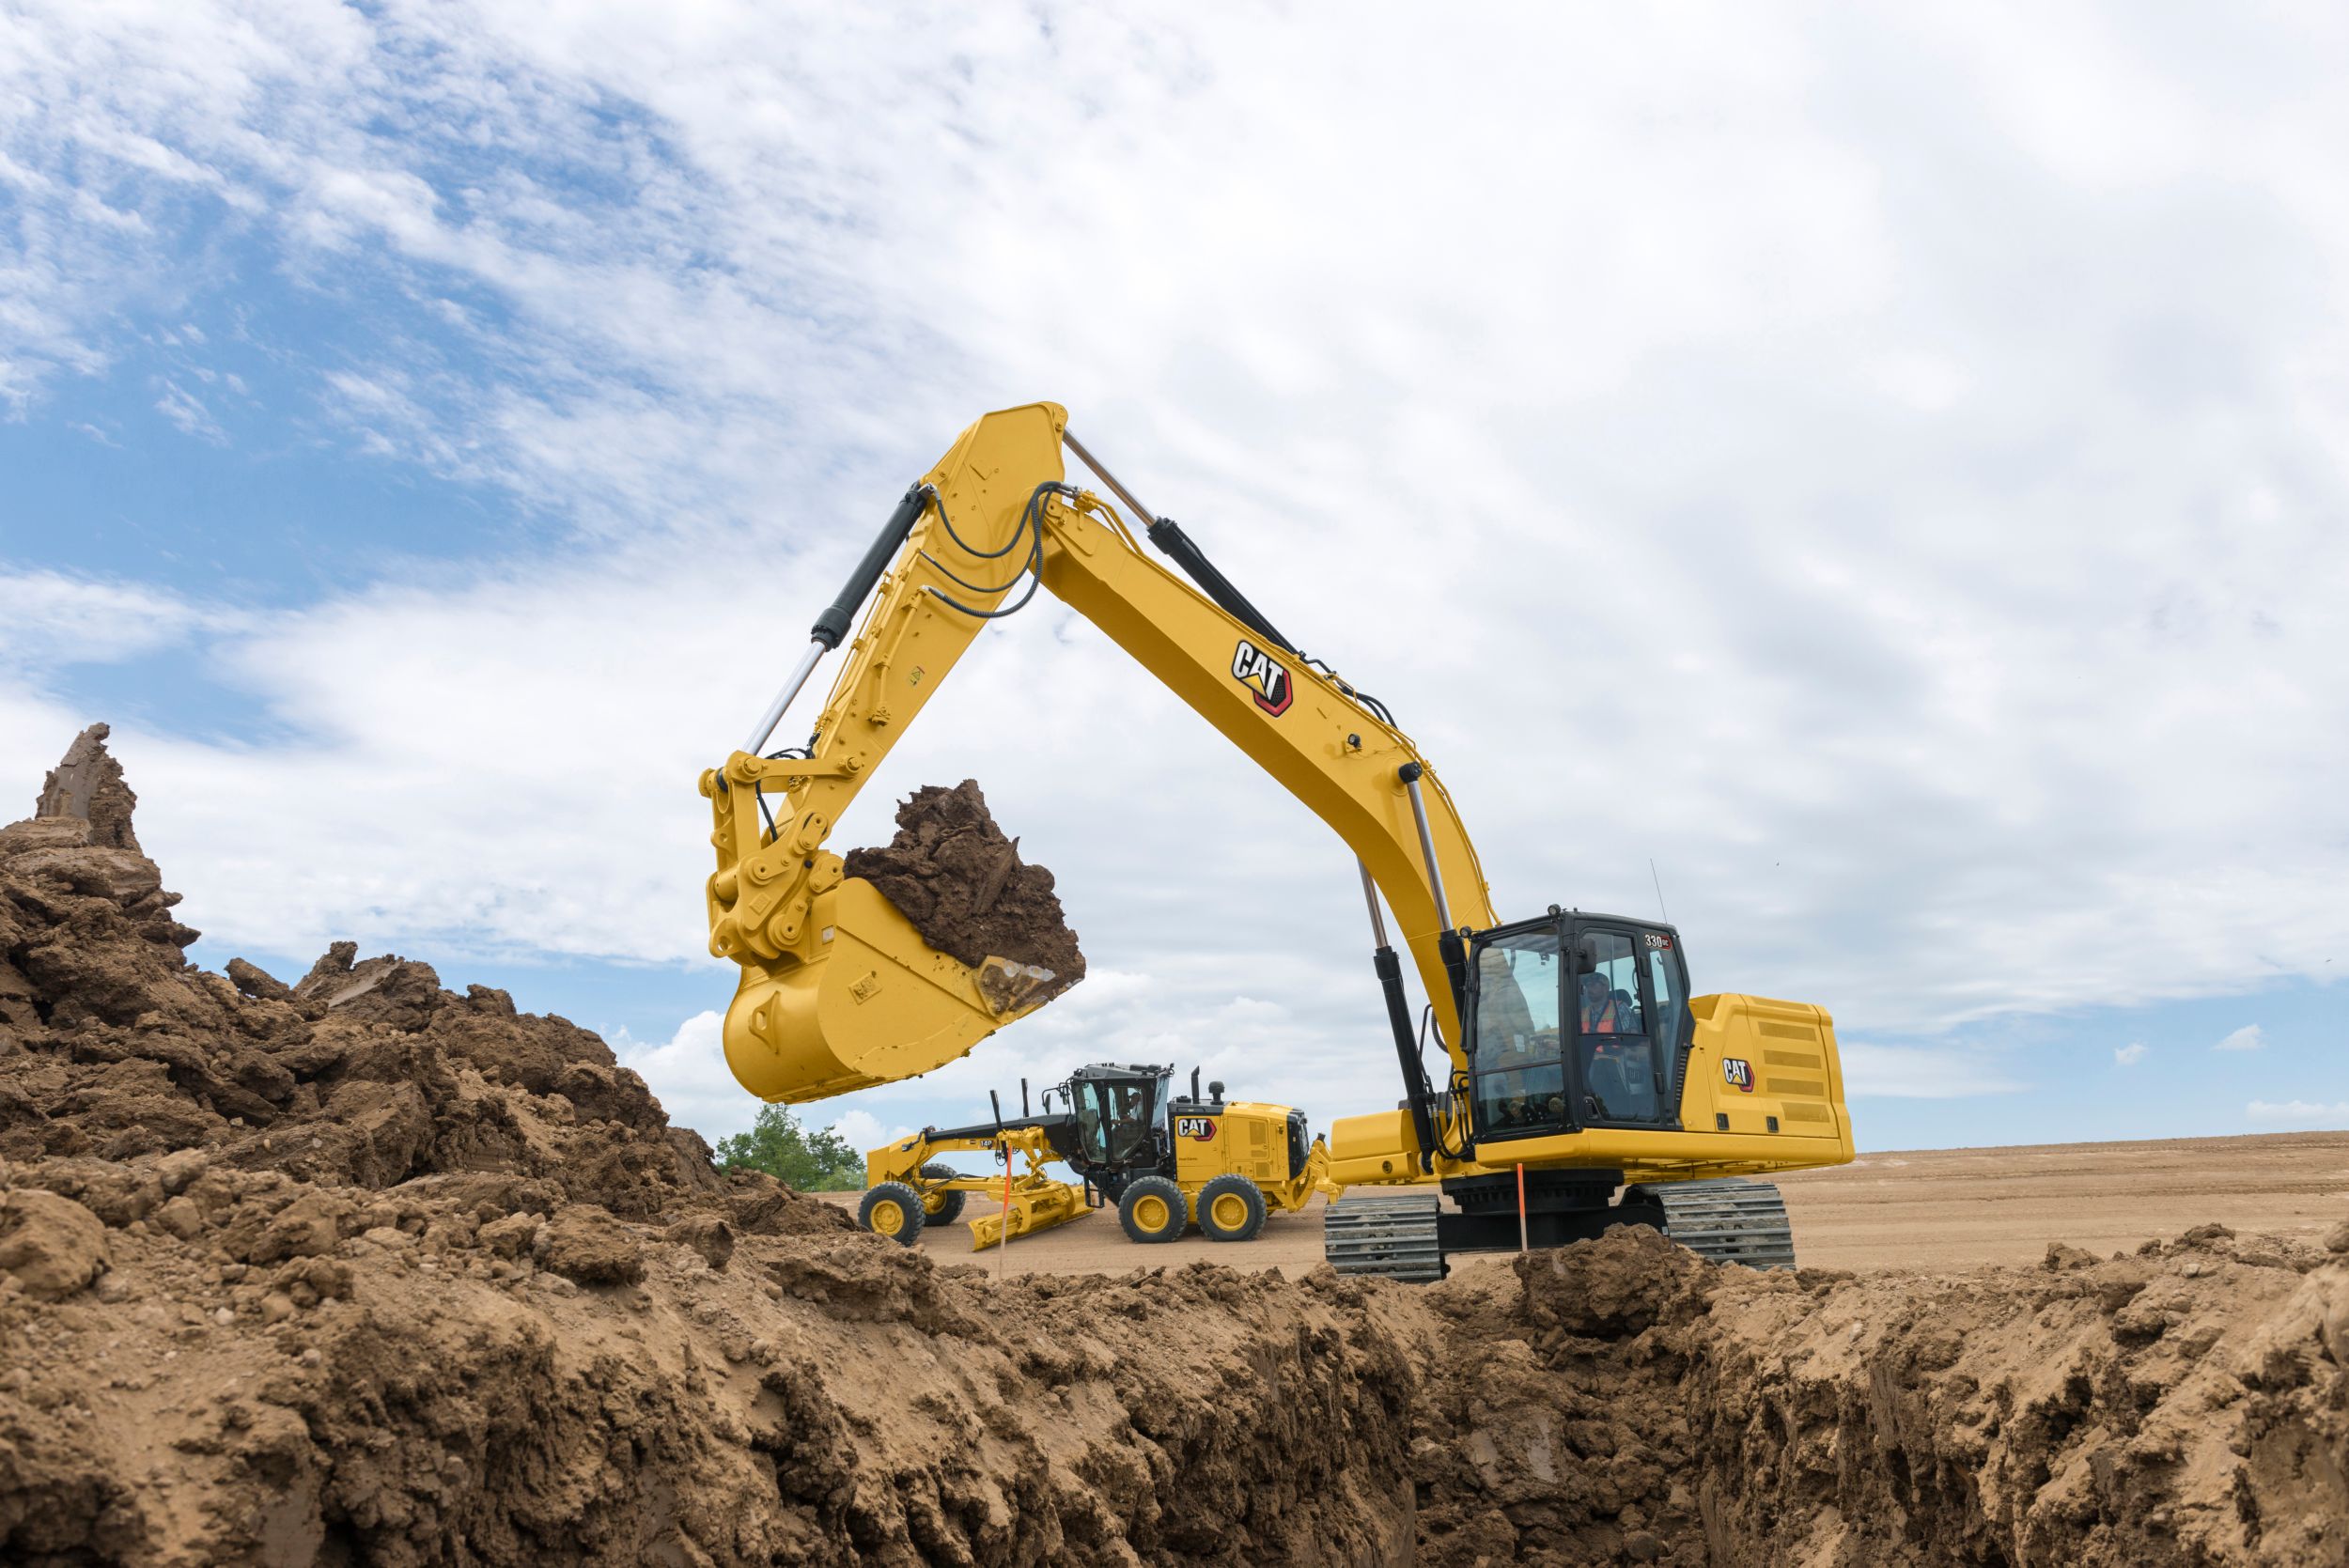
[856,1063,1333,1250]
[700,401,1856,1280]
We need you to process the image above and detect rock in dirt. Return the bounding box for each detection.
[538,1203,646,1284]
[668,1211,735,1270]
[0,1187,108,1298]
[843,779,1084,995]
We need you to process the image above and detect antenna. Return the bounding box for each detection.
[1649,858,1671,923]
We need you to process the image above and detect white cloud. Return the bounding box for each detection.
[2246,1100,2349,1125]
[1840,1042,2025,1100]
[2113,1042,2149,1066]
[0,571,241,673]
[4,4,2349,1141]
[611,1010,739,1141]
[823,1109,909,1154]
[2214,1025,2266,1053]
[614,1009,916,1148]
[151,379,224,442]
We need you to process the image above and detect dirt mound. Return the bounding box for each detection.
[0,756,826,1234]
[1393,1225,2349,1565]
[0,731,1404,1565]
[844,779,1085,994]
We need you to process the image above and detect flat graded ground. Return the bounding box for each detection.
[824,1128,2349,1275]
[1775,1128,2349,1269]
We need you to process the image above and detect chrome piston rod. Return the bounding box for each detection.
[741,638,827,757]
[1399,761,1454,933]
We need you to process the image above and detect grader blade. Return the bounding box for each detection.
[723,878,1059,1104]
[968,1177,1088,1251]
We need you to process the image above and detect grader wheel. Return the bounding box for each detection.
[1198,1174,1268,1242]
[859,1181,926,1247]
[1118,1175,1188,1243]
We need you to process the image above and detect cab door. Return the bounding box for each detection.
[1466,921,1570,1142]
[1567,924,1682,1129]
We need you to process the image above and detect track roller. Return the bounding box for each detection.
[1630,1177,1796,1270]
[1323,1191,1443,1281]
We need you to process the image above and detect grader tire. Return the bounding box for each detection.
[859,1181,926,1247]
[1119,1175,1189,1244]
[1198,1174,1268,1242]
[918,1163,966,1225]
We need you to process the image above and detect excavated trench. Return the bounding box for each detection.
[3,730,2345,1566]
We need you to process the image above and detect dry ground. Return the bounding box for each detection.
[823,1128,2349,1275]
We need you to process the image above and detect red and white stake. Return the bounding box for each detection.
[1000,1148,1014,1282]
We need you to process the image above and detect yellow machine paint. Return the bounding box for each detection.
[1324,995,1853,1190]
[705,401,1856,1273]
[862,1124,1082,1252]
[701,401,1486,1105]
[855,1066,1334,1251]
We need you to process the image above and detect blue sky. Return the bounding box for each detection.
[4,3,2343,1158]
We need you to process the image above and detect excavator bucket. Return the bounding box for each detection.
[967,1176,1088,1251]
[723,878,1059,1104]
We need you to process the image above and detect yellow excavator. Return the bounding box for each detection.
[700,402,1855,1279]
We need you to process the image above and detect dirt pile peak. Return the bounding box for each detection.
[844,778,1085,994]
[35,722,141,852]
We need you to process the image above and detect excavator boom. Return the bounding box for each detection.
[704,402,1486,1103]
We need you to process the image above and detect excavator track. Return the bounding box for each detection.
[1635,1178,1797,1270]
[1323,1192,1444,1282]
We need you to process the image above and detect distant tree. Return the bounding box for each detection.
[714,1104,865,1191]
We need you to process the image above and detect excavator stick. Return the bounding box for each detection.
[966,1175,1088,1251]
[705,402,1076,1106]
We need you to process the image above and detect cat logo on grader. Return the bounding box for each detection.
[1174,1114,1218,1141]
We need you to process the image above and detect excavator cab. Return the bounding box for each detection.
[1465,913,1691,1144]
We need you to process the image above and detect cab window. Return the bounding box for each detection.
[1647,942,1685,1064]
[1470,931,1565,1141]
[1575,929,1666,1126]
[1074,1079,1159,1165]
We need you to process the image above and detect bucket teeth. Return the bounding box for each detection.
[975,957,1057,1016]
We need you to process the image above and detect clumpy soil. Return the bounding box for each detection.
[0,734,1400,1565]
[843,780,1085,995]
[1396,1226,2349,1566]
[4,729,2346,1566]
